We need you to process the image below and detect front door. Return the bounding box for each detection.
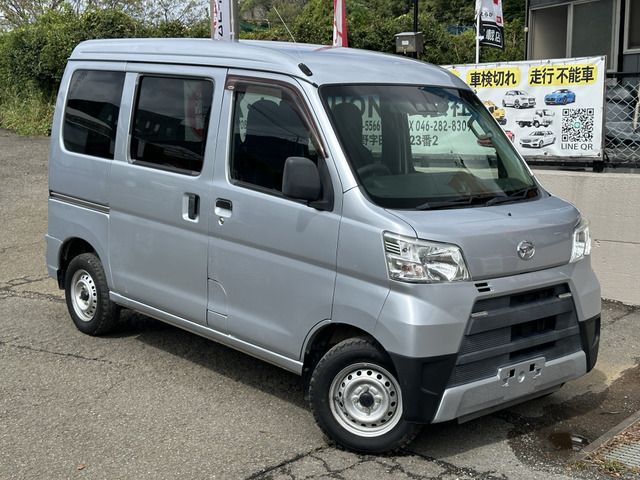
[208,74,340,360]
[109,66,225,325]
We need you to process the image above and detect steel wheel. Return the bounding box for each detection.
[329,363,403,437]
[309,338,421,453]
[65,253,119,335]
[70,269,98,322]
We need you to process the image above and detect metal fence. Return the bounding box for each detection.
[604,72,640,168]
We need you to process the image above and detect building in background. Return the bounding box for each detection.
[527,0,638,73]
[527,0,640,167]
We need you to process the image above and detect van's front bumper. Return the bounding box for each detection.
[376,258,600,424]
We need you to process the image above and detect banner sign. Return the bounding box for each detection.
[476,0,504,49]
[333,0,348,47]
[443,56,606,158]
[211,0,231,40]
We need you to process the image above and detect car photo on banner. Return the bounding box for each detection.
[502,90,536,108]
[504,130,515,142]
[545,89,576,105]
[519,130,556,148]
[483,100,507,124]
[516,109,555,128]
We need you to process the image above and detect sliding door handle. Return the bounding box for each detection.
[187,193,200,220]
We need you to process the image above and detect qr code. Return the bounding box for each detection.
[561,108,594,143]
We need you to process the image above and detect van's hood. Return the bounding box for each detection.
[387,196,579,280]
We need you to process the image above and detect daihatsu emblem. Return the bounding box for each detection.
[517,241,535,260]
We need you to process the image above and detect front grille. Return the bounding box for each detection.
[446,284,582,387]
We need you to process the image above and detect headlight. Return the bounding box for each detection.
[383,232,470,283]
[570,218,592,263]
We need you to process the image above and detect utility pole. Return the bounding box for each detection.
[413,0,419,58]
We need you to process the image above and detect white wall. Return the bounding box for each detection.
[534,170,640,305]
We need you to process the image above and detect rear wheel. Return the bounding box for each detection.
[309,338,421,453]
[64,253,119,335]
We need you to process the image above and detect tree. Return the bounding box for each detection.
[0,0,65,27]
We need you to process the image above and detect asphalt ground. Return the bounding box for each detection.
[1,129,639,479]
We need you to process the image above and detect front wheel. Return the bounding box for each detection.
[64,253,119,335]
[309,338,421,453]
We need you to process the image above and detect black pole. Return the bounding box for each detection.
[524,0,529,60]
[413,0,419,58]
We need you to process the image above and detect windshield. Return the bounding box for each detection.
[321,84,538,209]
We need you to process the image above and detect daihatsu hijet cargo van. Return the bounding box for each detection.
[47,39,601,453]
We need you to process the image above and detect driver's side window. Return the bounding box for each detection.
[229,82,319,192]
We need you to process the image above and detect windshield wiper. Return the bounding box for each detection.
[484,186,539,207]
[415,195,485,210]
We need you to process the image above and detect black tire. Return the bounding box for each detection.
[502,100,506,107]
[514,100,520,109]
[64,253,119,335]
[309,338,421,453]
[533,120,540,127]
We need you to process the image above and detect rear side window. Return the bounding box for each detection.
[130,76,213,175]
[63,70,125,159]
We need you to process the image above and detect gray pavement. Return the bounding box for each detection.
[1,129,639,479]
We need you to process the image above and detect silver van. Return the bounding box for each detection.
[46,39,601,453]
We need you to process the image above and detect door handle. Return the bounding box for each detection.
[187,193,200,220]
[215,198,232,211]
[215,198,233,222]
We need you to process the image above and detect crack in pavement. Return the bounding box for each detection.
[0,289,65,303]
[0,276,64,304]
[0,340,133,368]
[243,444,507,480]
[244,446,330,479]
[404,448,508,480]
[5,275,50,286]
[0,241,41,255]
[605,309,640,327]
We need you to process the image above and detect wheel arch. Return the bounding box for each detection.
[301,322,393,393]
[57,237,101,288]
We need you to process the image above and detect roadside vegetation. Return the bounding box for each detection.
[0,0,525,135]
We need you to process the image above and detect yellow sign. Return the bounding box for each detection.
[528,64,598,86]
[465,67,521,89]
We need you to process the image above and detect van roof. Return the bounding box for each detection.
[70,38,468,89]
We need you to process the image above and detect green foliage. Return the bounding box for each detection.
[0,6,211,134]
[0,85,55,135]
[284,0,524,66]
[0,0,527,135]
[0,7,141,96]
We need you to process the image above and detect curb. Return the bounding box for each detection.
[577,409,640,461]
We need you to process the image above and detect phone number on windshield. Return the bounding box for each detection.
[409,119,468,132]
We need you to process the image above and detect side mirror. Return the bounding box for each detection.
[282,157,322,202]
